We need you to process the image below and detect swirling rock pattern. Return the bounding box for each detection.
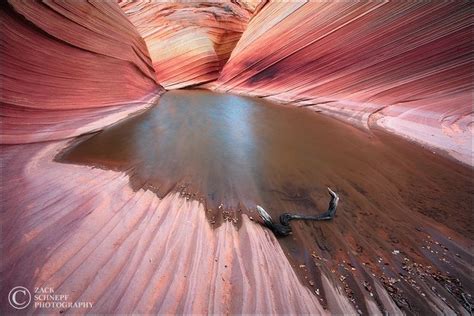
[213,1,473,165]
[119,0,255,89]
[1,124,472,315]
[57,90,474,315]
[0,1,163,144]
[0,141,333,314]
[1,1,473,314]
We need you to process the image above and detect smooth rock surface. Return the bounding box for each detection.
[119,0,256,89]
[212,1,473,165]
[0,1,163,143]
[1,1,472,314]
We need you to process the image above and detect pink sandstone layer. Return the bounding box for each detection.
[1,140,335,314]
[212,1,473,165]
[0,1,472,314]
[0,1,163,144]
[2,117,471,314]
[118,0,256,89]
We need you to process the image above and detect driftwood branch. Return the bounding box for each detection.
[256,187,339,236]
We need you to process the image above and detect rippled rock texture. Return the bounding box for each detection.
[56,90,474,315]
[0,1,162,144]
[1,141,331,314]
[119,0,257,89]
[1,1,473,315]
[213,1,473,165]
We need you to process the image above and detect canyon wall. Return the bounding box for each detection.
[119,0,257,89]
[0,1,163,144]
[213,1,473,165]
[1,1,472,314]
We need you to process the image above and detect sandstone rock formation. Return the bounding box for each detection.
[119,0,256,89]
[1,0,472,314]
[1,141,332,314]
[0,1,163,143]
[213,1,473,165]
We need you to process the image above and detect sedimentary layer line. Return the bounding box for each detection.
[119,0,255,89]
[0,1,163,143]
[0,141,331,314]
[213,1,473,165]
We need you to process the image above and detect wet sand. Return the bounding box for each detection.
[57,90,473,314]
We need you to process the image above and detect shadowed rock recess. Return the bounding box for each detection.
[1,1,473,315]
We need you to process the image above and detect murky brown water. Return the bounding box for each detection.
[57,90,472,232]
[57,90,473,314]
